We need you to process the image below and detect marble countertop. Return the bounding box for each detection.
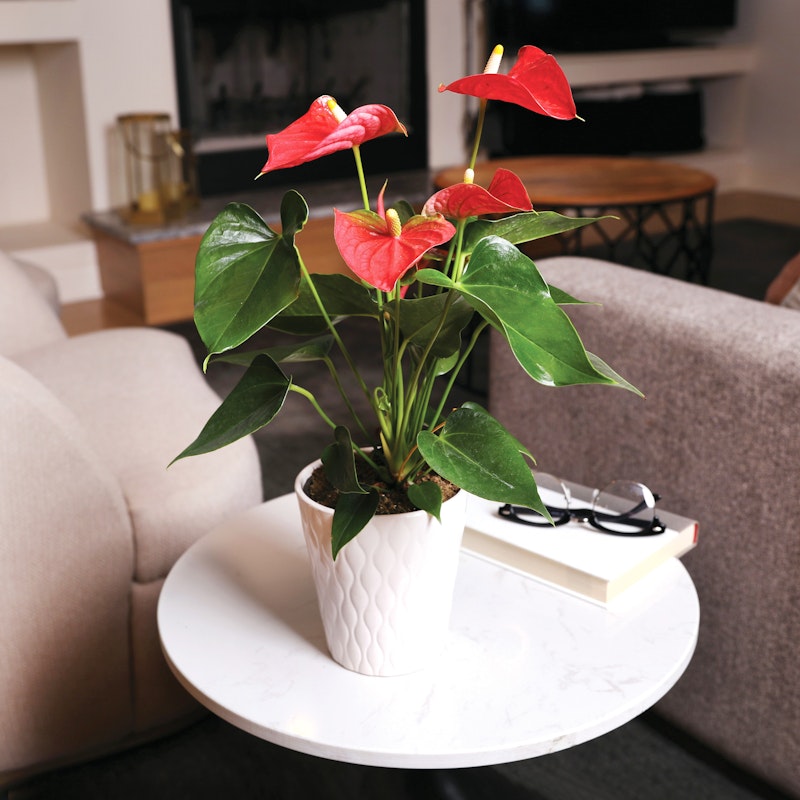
[83,169,435,246]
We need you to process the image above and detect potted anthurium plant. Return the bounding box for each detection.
[175,44,638,676]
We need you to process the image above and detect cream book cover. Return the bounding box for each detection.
[462,486,698,604]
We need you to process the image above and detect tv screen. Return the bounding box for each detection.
[487,0,738,52]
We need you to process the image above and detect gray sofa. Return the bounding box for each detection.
[0,251,263,788]
[488,256,799,798]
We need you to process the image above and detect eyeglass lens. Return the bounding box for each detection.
[503,474,660,534]
[592,480,657,535]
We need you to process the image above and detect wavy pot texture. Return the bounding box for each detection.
[295,460,467,676]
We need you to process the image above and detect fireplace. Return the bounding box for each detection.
[170,0,428,196]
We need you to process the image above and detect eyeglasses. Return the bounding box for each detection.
[499,474,666,537]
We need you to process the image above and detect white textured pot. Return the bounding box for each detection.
[294,460,467,676]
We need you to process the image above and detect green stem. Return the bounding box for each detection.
[297,252,371,406]
[289,384,338,430]
[322,355,370,439]
[352,145,370,210]
[430,318,489,425]
[450,220,469,283]
[469,99,488,171]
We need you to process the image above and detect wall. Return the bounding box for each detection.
[426,0,476,170]
[0,0,799,303]
[733,0,800,199]
[0,0,178,300]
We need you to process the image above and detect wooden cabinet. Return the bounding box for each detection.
[92,215,354,326]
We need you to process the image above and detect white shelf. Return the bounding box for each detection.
[0,1,80,45]
[558,44,758,88]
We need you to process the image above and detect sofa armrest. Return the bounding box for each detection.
[0,250,65,357]
[0,356,134,776]
[488,256,800,796]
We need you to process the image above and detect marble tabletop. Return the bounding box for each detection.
[157,494,699,769]
[83,169,434,246]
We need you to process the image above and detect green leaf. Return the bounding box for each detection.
[460,401,535,464]
[416,405,549,516]
[431,349,460,378]
[172,354,290,462]
[331,489,380,559]
[415,268,455,290]
[279,189,311,235]
[547,283,592,305]
[321,426,366,494]
[392,293,474,358]
[459,237,640,392]
[269,273,377,334]
[194,197,308,358]
[407,481,443,521]
[210,336,334,367]
[462,211,604,253]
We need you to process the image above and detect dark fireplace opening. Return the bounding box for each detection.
[170,0,428,197]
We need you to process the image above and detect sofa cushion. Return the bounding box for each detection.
[15,327,263,583]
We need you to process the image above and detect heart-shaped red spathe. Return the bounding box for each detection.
[423,168,533,219]
[260,95,407,175]
[334,208,455,292]
[439,46,576,120]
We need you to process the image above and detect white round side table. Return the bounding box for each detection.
[158,494,699,769]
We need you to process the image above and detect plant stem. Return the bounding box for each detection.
[352,145,370,210]
[297,252,371,407]
[469,99,488,171]
[322,356,370,439]
[430,318,489,425]
[289,384,338,430]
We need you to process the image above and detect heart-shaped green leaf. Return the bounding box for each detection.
[332,489,380,559]
[210,336,334,368]
[194,196,308,358]
[269,273,377,334]
[172,354,290,462]
[547,284,592,306]
[459,237,639,392]
[392,293,474,358]
[407,481,443,520]
[462,211,604,253]
[321,426,366,494]
[417,405,548,515]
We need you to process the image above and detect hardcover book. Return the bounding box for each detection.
[462,483,698,604]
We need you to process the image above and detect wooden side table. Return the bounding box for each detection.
[434,156,717,283]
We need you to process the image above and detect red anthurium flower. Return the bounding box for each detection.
[423,168,533,219]
[334,187,455,292]
[439,45,576,120]
[260,95,407,175]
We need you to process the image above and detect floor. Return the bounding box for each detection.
[11,217,800,800]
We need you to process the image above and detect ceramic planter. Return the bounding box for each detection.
[294,460,467,676]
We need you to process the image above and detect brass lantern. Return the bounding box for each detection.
[117,113,197,224]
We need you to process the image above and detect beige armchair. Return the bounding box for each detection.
[0,251,263,788]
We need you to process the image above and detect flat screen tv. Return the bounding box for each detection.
[486,0,739,52]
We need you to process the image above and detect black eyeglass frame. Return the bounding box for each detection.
[499,485,666,537]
